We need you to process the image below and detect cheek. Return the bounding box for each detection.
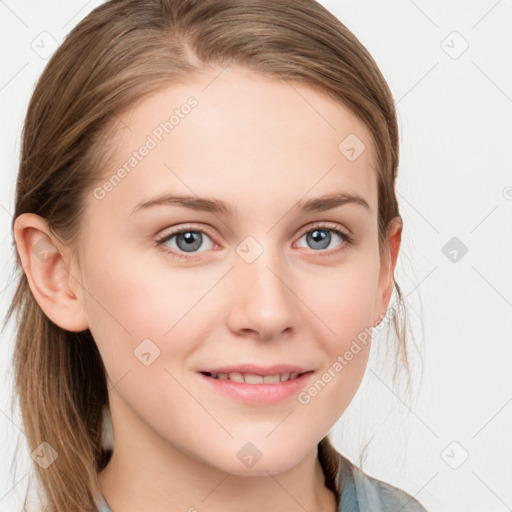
[81,244,220,381]
[295,257,379,417]
[303,255,380,349]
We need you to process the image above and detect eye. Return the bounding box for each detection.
[295,223,354,255]
[154,222,354,261]
[154,225,215,260]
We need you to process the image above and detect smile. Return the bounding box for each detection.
[201,371,304,383]
[198,370,315,404]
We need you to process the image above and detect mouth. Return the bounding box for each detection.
[199,370,310,384]
[197,365,315,404]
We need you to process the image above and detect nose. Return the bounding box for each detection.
[225,242,300,341]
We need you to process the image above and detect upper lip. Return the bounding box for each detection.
[198,364,313,376]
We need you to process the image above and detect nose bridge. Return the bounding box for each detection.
[226,235,298,338]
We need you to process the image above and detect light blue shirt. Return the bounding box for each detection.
[97,450,428,511]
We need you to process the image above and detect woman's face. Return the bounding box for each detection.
[72,65,400,475]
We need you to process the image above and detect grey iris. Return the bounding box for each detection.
[308,229,331,250]
[176,231,203,252]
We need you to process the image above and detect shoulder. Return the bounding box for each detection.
[352,466,428,512]
[334,451,429,512]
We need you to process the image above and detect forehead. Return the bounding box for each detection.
[89,66,378,222]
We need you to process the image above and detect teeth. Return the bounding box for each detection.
[228,372,244,383]
[244,374,264,384]
[207,371,303,383]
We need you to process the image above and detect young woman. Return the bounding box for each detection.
[6,0,428,510]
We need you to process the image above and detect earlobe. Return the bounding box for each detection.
[13,213,89,332]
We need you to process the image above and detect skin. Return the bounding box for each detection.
[14,65,401,512]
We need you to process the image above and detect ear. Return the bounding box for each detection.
[13,213,89,332]
[373,216,403,326]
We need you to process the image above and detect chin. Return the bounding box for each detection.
[200,441,311,477]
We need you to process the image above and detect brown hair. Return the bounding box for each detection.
[4,0,416,510]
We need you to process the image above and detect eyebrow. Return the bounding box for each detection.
[129,191,371,216]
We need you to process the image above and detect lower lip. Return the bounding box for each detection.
[198,372,315,404]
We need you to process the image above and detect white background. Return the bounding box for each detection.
[1,1,511,511]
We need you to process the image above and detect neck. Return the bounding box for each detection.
[99,447,337,512]
[98,397,337,512]
[98,400,337,512]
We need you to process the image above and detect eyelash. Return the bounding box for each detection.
[154,222,355,261]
